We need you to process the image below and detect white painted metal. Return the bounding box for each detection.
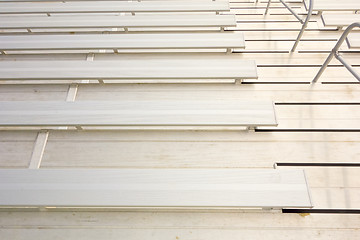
[0,57,258,80]
[346,33,360,49]
[0,100,277,128]
[313,22,360,83]
[0,15,236,30]
[0,1,230,14]
[321,14,360,28]
[0,33,245,52]
[0,169,312,208]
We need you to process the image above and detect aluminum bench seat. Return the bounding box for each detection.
[0,169,312,209]
[346,33,360,49]
[321,14,360,28]
[0,32,245,53]
[0,15,236,33]
[0,100,277,129]
[0,56,258,81]
[0,1,230,14]
[0,15,236,32]
[0,0,180,1]
[305,0,360,12]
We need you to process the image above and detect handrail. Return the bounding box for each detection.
[291,0,313,52]
[265,0,314,52]
[312,22,360,83]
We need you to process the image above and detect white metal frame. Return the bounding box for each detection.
[312,22,360,83]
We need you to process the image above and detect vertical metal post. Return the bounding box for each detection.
[311,50,336,83]
[291,0,313,52]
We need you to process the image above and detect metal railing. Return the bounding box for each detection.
[312,22,360,83]
[265,0,314,52]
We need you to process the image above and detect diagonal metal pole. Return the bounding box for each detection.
[291,0,313,52]
[264,0,271,15]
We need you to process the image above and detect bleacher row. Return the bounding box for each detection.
[0,0,269,130]
[3,0,360,210]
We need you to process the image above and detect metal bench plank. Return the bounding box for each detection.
[0,100,277,127]
[0,33,245,51]
[305,0,360,12]
[0,1,230,14]
[0,15,236,30]
[0,169,312,208]
[321,14,360,27]
[0,57,258,80]
[0,14,236,31]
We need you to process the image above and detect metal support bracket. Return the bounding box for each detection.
[28,130,49,169]
[66,83,78,102]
